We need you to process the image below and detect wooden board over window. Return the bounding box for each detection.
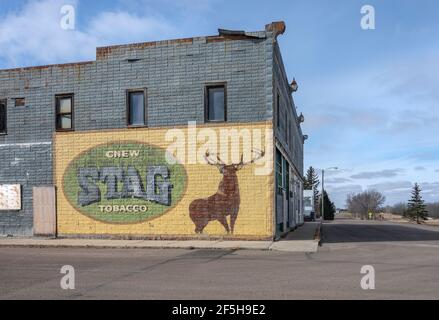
[15,98,25,107]
[33,187,57,236]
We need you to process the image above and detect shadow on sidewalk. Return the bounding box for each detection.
[282,222,320,241]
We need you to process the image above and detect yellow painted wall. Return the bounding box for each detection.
[54,122,274,239]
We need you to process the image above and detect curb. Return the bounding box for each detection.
[0,240,273,251]
[0,224,324,253]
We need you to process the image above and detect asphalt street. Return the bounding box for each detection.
[1,220,438,299]
[322,220,439,243]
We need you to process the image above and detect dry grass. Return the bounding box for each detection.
[336,212,439,226]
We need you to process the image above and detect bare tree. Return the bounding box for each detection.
[426,202,439,219]
[386,202,438,219]
[388,202,407,216]
[346,190,386,219]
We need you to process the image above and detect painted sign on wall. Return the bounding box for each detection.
[62,142,187,224]
[0,184,21,210]
[55,123,274,239]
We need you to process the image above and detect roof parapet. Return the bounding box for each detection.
[218,29,266,39]
[265,21,286,40]
[0,22,284,71]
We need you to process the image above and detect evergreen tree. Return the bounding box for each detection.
[304,166,320,215]
[319,190,336,221]
[406,183,428,224]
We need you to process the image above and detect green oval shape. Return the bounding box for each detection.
[62,141,187,224]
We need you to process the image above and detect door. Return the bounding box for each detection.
[289,174,296,230]
[33,187,57,236]
[298,182,304,225]
[283,160,290,230]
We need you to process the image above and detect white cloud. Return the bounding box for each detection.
[325,177,352,184]
[350,169,405,179]
[325,184,363,208]
[87,11,174,46]
[303,48,439,206]
[0,0,176,68]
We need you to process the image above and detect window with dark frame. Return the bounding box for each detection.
[0,100,6,134]
[275,149,283,195]
[15,98,25,107]
[290,120,294,150]
[55,94,73,131]
[277,93,280,128]
[279,107,286,141]
[205,84,226,122]
[127,89,147,127]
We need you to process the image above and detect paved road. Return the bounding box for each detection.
[322,220,439,243]
[1,220,439,299]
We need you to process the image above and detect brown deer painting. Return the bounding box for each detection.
[189,149,265,234]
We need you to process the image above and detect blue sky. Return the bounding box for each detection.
[0,0,438,207]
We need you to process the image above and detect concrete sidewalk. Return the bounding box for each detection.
[270,221,321,252]
[0,222,321,252]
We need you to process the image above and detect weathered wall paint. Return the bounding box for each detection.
[0,22,304,237]
[0,32,273,236]
[55,122,274,239]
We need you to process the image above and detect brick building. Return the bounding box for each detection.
[0,21,305,240]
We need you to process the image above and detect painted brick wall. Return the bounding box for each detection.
[0,23,304,237]
[55,122,274,239]
[0,30,278,236]
[0,143,52,235]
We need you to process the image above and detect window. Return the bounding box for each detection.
[275,149,283,195]
[288,119,293,146]
[127,89,147,126]
[279,108,286,140]
[0,100,6,134]
[56,94,73,131]
[276,93,280,128]
[205,84,226,122]
[15,98,25,107]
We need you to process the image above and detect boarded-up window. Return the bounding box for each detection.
[15,98,25,107]
[0,100,6,134]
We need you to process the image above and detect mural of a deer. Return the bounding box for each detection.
[189,149,265,234]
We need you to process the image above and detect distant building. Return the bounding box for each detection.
[303,189,315,220]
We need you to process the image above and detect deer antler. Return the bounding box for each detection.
[204,150,225,167]
[238,148,265,166]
